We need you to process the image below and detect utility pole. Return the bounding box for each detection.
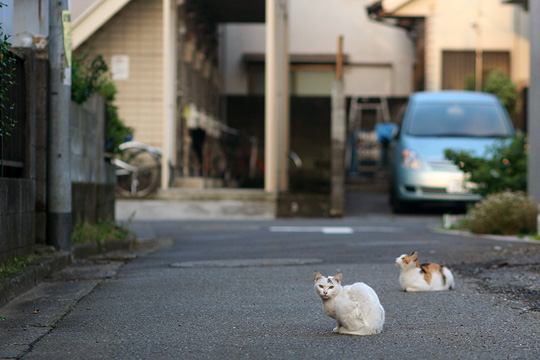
[48,0,72,250]
[529,0,540,203]
[330,35,346,217]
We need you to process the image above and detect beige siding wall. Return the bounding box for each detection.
[391,0,530,91]
[76,0,164,148]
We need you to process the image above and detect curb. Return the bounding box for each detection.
[72,235,137,259]
[0,251,71,308]
[0,236,137,309]
[432,227,540,244]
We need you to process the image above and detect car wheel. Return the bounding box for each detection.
[390,187,408,214]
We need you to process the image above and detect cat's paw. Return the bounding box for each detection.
[333,326,339,333]
[405,287,419,292]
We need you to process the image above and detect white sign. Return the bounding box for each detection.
[111,55,129,80]
[63,67,71,86]
[447,179,465,194]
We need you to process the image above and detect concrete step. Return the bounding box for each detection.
[156,188,275,201]
[172,177,224,189]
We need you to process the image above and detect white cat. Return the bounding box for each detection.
[395,251,456,292]
[313,272,385,336]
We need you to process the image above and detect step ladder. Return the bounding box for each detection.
[346,97,390,176]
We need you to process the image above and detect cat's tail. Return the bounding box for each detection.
[442,266,455,290]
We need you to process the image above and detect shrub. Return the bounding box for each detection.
[0,2,16,138]
[467,192,537,235]
[71,221,130,246]
[465,70,517,116]
[72,55,133,153]
[0,254,37,279]
[445,133,527,196]
[483,70,517,117]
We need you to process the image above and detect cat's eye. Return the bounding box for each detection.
[329,286,334,289]
[318,285,324,288]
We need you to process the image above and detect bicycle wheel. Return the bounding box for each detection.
[116,148,161,198]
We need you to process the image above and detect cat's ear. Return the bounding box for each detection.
[313,272,323,282]
[410,251,418,259]
[333,272,343,283]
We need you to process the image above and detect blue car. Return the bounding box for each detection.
[389,91,514,212]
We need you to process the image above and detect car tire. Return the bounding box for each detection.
[390,186,408,214]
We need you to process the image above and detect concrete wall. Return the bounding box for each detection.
[70,95,116,225]
[0,49,115,262]
[70,95,108,184]
[0,179,35,262]
[220,0,414,97]
[76,0,164,149]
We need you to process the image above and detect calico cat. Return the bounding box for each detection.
[395,251,455,292]
[313,272,385,336]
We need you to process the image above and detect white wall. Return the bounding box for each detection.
[220,24,265,95]
[220,0,414,97]
[510,6,530,88]
[0,0,49,47]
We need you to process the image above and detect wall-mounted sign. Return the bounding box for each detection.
[62,10,72,67]
[111,55,129,80]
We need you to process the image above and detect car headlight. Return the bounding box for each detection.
[401,149,422,169]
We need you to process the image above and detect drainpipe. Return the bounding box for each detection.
[47,0,72,250]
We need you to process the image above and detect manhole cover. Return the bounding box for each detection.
[170,258,323,268]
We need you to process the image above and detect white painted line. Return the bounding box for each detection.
[322,227,354,234]
[353,226,402,233]
[269,226,403,234]
[269,226,325,233]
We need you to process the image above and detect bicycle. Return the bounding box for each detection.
[112,141,167,198]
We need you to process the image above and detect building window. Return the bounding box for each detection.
[442,50,510,90]
[247,65,334,96]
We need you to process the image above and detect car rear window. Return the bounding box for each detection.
[406,103,512,137]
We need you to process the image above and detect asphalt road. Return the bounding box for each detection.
[17,213,540,360]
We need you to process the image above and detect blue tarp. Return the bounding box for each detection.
[375,123,398,142]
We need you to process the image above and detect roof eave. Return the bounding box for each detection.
[72,0,133,49]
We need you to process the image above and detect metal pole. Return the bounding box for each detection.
[529,0,540,203]
[48,0,72,250]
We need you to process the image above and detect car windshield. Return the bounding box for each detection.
[406,103,512,137]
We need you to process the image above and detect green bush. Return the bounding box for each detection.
[465,70,517,116]
[71,221,130,246]
[72,55,133,153]
[445,133,527,196]
[467,191,537,235]
[0,254,37,280]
